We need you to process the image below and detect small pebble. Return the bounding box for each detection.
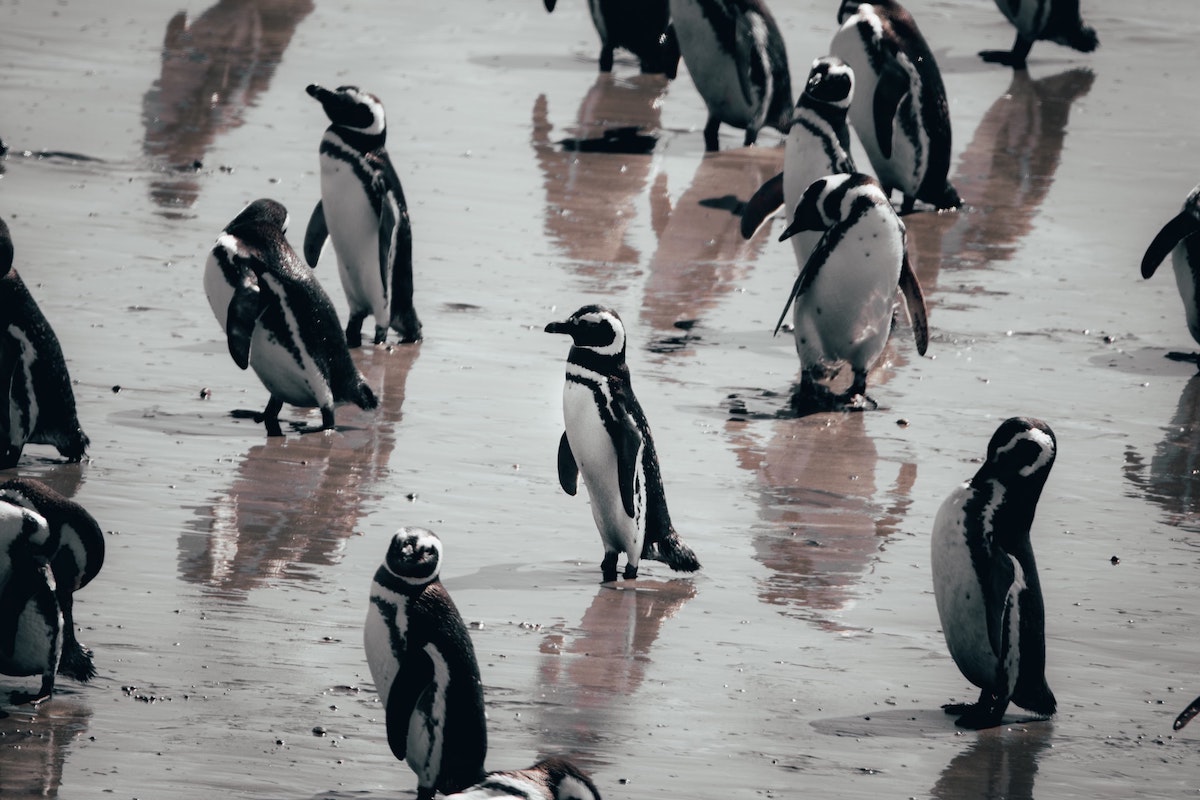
[312,726,327,737]
[111,385,121,394]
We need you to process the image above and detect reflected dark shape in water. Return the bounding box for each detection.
[639,148,778,345]
[141,0,314,214]
[930,723,1053,800]
[179,346,418,594]
[724,410,916,629]
[903,68,1095,292]
[1124,371,1200,532]
[532,579,696,768]
[0,699,92,796]
[532,74,668,288]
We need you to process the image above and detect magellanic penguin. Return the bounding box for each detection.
[0,217,89,468]
[304,83,422,347]
[931,417,1058,730]
[363,528,488,800]
[773,173,929,409]
[544,0,680,77]
[0,500,60,705]
[668,0,793,151]
[830,0,962,213]
[545,305,701,582]
[1141,182,1200,355]
[980,0,1098,69]
[741,55,858,268]
[443,757,603,800]
[0,478,103,687]
[205,198,379,437]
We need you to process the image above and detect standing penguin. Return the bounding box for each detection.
[0,217,89,468]
[830,0,961,213]
[931,417,1058,730]
[0,478,104,688]
[545,305,701,581]
[774,173,928,408]
[304,83,421,347]
[1141,182,1200,354]
[668,0,793,152]
[741,55,857,267]
[980,0,1098,68]
[443,757,602,800]
[544,0,680,77]
[0,500,59,705]
[363,528,488,800]
[205,198,378,436]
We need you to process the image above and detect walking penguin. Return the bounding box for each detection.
[1141,182,1200,356]
[980,0,1098,68]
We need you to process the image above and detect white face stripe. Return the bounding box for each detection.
[573,310,625,356]
[556,775,598,800]
[343,89,386,135]
[995,428,1056,477]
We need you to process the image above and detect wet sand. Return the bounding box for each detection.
[1,0,1199,797]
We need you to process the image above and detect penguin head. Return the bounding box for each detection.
[981,417,1057,486]
[779,173,884,241]
[531,757,603,800]
[223,198,289,252]
[836,0,865,24]
[380,527,443,587]
[544,305,627,358]
[307,84,386,138]
[0,216,13,279]
[802,56,854,110]
[0,478,104,589]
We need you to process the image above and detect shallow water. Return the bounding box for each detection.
[1,0,1199,797]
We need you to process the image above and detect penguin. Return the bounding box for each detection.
[0,216,89,468]
[363,528,488,800]
[205,198,379,437]
[773,173,929,408]
[980,0,1098,69]
[931,417,1059,730]
[741,55,858,268]
[829,0,962,213]
[545,305,701,581]
[0,500,61,705]
[668,0,793,152]
[543,0,680,77]
[443,757,603,800]
[304,83,421,347]
[1141,182,1200,353]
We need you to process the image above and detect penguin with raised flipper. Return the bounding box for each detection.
[206,198,378,436]
[444,756,603,800]
[980,0,1098,69]
[305,83,421,347]
[931,417,1058,730]
[546,305,701,581]
[0,217,89,468]
[544,0,679,77]
[1141,182,1200,359]
[363,528,488,800]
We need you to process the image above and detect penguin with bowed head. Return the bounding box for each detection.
[668,0,792,151]
[444,756,602,800]
[205,198,378,437]
[773,173,928,410]
[1141,182,1200,360]
[304,83,422,347]
[980,0,1098,69]
[931,417,1059,730]
[0,216,89,468]
[830,0,961,214]
[545,305,701,582]
[543,0,679,78]
[364,528,488,800]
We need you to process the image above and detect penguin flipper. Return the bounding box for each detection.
[615,414,644,520]
[225,283,262,371]
[303,201,328,267]
[898,249,929,356]
[1175,694,1200,731]
[740,173,785,240]
[385,646,435,763]
[556,432,579,496]
[873,59,911,161]
[773,236,828,336]
[1142,212,1200,278]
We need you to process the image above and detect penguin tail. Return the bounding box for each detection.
[1013,679,1056,717]
[356,382,380,412]
[1057,25,1098,54]
[647,530,701,573]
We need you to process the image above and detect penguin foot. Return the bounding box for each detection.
[601,552,619,583]
[623,564,638,580]
[11,686,52,707]
[942,698,1007,730]
[978,49,1027,69]
[345,328,363,348]
[372,325,387,345]
[390,308,423,343]
[703,116,721,152]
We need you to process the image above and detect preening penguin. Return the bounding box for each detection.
[668,0,793,151]
[0,216,89,468]
[1141,182,1200,356]
[545,305,700,581]
[773,173,928,409]
[980,0,1098,69]
[0,501,59,705]
[931,417,1058,730]
[444,757,603,800]
[830,0,961,213]
[364,528,488,800]
[543,0,680,77]
[305,83,422,347]
[205,198,378,436]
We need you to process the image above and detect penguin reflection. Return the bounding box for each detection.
[1124,371,1200,531]
[930,724,1052,800]
[534,580,695,759]
[180,346,418,592]
[141,0,314,212]
[0,700,93,794]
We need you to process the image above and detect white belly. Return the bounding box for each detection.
[363,591,408,707]
[0,567,60,677]
[248,321,331,410]
[1172,246,1200,344]
[319,154,388,320]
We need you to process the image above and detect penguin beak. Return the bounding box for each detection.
[779,199,825,242]
[544,320,571,335]
[306,84,330,102]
